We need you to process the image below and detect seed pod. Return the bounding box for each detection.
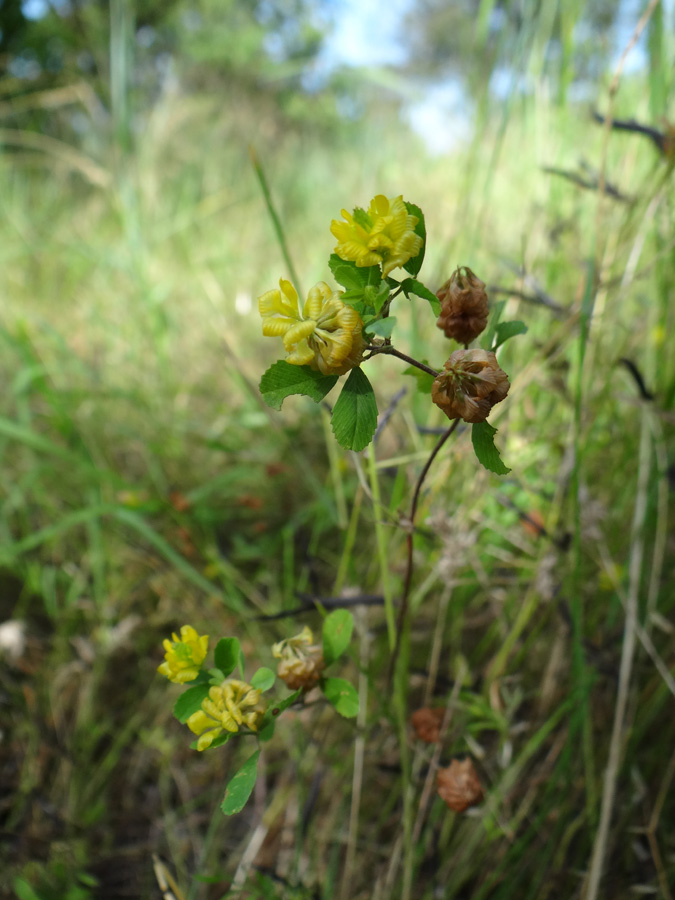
[437,758,484,812]
[431,349,509,424]
[411,707,445,743]
[436,267,489,345]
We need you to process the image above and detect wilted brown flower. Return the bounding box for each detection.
[437,758,484,812]
[431,349,509,424]
[272,626,325,691]
[411,707,445,743]
[436,267,489,345]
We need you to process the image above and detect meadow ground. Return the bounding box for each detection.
[1,19,674,900]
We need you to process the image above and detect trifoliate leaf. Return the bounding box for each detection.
[400,277,441,316]
[260,361,338,411]
[174,684,210,723]
[321,677,359,718]
[330,367,378,452]
[471,421,511,475]
[492,320,528,350]
[322,609,354,666]
[221,750,260,815]
[402,364,434,394]
[250,667,275,692]
[329,254,381,291]
[214,638,240,677]
[402,202,426,277]
[364,317,397,339]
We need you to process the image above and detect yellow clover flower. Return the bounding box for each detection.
[330,194,423,277]
[157,625,209,684]
[187,679,267,751]
[259,279,365,375]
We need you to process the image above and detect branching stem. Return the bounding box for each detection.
[387,419,461,686]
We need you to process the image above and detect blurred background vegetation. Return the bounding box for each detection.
[1,1,674,898]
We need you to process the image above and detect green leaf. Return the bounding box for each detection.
[209,732,232,750]
[367,279,391,313]
[493,320,528,350]
[13,879,41,900]
[329,254,381,291]
[258,717,275,742]
[364,317,397,339]
[221,749,260,815]
[402,364,434,394]
[250,667,275,691]
[322,677,359,718]
[471,421,511,475]
[259,361,338,412]
[322,609,354,666]
[208,668,225,684]
[214,638,240,677]
[330,367,378,452]
[402,202,426,277]
[174,684,210,723]
[352,206,372,229]
[401,277,441,316]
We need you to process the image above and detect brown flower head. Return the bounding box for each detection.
[411,707,445,743]
[431,349,509,424]
[437,758,484,812]
[436,267,489,345]
[272,626,325,692]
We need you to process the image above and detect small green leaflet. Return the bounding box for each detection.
[260,361,338,411]
[471,421,511,475]
[221,749,260,815]
[250,667,275,691]
[322,677,359,718]
[329,254,381,292]
[365,279,390,313]
[352,206,372,229]
[402,202,426,277]
[331,367,378,452]
[400,277,441,316]
[402,364,434,394]
[364,317,396,339]
[214,638,240,677]
[174,684,210,723]
[492,320,527,350]
[322,609,354,666]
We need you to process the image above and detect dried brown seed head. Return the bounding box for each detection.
[411,707,445,743]
[436,267,489,345]
[437,758,484,812]
[277,651,325,691]
[431,349,509,423]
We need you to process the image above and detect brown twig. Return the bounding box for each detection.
[387,420,461,686]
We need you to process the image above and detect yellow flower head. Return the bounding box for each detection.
[157,625,209,684]
[272,626,325,692]
[187,679,266,751]
[259,280,365,375]
[330,195,423,277]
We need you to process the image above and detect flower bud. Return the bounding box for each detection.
[437,758,484,812]
[431,349,509,424]
[436,267,489,345]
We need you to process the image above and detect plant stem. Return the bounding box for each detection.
[387,419,461,686]
[368,345,441,378]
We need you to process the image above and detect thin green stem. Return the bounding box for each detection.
[249,145,302,293]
